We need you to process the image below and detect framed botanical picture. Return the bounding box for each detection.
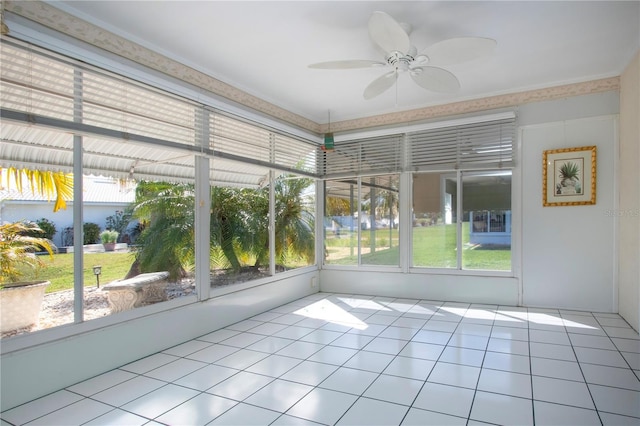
[543,145,596,206]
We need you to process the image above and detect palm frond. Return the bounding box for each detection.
[3,168,73,212]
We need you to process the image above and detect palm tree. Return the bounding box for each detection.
[1,168,73,212]
[326,196,352,217]
[0,221,54,284]
[273,176,315,266]
[129,181,195,280]
[131,176,315,280]
[211,186,264,271]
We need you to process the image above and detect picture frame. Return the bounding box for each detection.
[543,145,596,206]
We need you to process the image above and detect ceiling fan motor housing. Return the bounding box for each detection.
[386,45,420,72]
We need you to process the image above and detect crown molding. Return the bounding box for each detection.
[6,1,620,136]
[324,77,620,133]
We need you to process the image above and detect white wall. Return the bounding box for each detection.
[520,114,617,311]
[0,271,319,411]
[618,51,640,332]
[321,270,519,305]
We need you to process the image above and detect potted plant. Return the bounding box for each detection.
[100,229,119,251]
[0,221,54,333]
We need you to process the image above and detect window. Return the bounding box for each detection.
[209,173,316,286]
[361,175,400,266]
[324,179,358,266]
[324,174,400,267]
[412,170,512,271]
[462,171,512,271]
[210,184,270,286]
[274,175,316,273]
[412,172,458,268]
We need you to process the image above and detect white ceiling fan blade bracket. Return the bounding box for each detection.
[385,51,402,65]
[368,11,411,54]
[414,54,429,65]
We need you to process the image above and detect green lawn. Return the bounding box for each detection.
[36,252,135,293]
[33,223,510,294]
[326,223,511,270]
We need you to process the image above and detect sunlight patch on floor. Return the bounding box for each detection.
[295,299,368,330]
[338,298,391,312]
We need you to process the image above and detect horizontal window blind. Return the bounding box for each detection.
[1,40,319,184]
[321,134,403,178]
[408,117,515,170]
[82,73,197,146]
[208,111,318,175]
[273,133,317,174]
[0,43,75,121]
[209,113,272,163]
[320,117,515,178]
[1,41,198,146]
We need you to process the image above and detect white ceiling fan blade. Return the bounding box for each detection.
[364,70,397,100]
[368,11,410,54]
[421,37,496,66]
[410,66,460,93]
[309,60,385,69]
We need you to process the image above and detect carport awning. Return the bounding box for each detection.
[1,119,275,188]
[4,121,283,189]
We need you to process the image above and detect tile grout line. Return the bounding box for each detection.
[464,305,496,425]
[568,311,605,425]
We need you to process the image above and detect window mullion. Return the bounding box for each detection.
[400,172,411,272]
[357,177,362,265]
[456,170,463,270]
[73,68,84,324]
[269,134,276,276]
[195,107,211,300]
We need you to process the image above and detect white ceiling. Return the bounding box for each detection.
[34,1,640,124]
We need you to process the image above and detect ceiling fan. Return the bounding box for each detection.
[309,11,496,100]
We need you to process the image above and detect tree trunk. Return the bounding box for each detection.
[124,258,141,279]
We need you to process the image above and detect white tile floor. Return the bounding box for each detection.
[3,292,640,425]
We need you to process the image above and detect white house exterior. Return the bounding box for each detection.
[0,174,135,247]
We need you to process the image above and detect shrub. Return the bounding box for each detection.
[83,222,101,244]
[21,218,56,240]
[34,218,57,240]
